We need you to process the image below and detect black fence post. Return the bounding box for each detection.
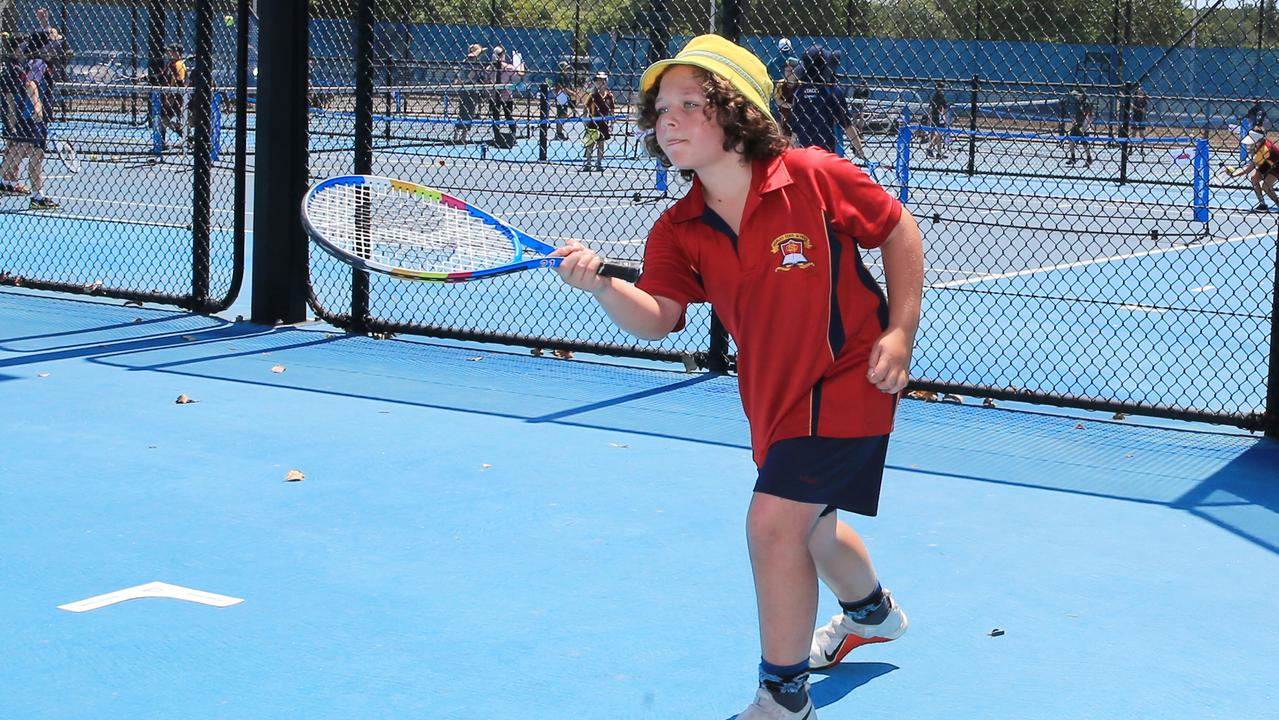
[702,0,743,373]
[351,0,376,335]
[189,0,214,310]
[1267,232,1279,438]
[648,0,669,64]
[249,0,310,324]
[146,1,164,84]
[538,81,549,161]
[130,5,140,122]
[967,74,978,176]
[722,0,742,41]
[1118,80,1132,184]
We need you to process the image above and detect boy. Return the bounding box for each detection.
[157,43,186,149]
[488,46,520,148]
[773,57,799,143]
[1225,129,1279,212]
[551,34,922,719]
[926,80,949,159]
[0,33,58,209]
[452,43,486,144]
[580,71,613,172]
[1130,84,1149,157]
[553,59,573,140]
[790,45,866,161]
[1066,87,1093,168]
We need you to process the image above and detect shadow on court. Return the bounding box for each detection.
[2,289,1275,720]
[724,663,899,719]
[1172,442,1279,553]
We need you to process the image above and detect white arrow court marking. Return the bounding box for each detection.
[58,582,244,613]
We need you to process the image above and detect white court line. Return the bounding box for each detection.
[929,230,1274,289]
[534,237,644,249]
[505,202,636,217]
[864,259,990,279]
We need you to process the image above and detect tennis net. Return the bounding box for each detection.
[46,82,228,161]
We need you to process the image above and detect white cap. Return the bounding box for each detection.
[778,38,791,52]
[1244,130,1264,146]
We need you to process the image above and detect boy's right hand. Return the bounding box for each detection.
[551,241,610,295]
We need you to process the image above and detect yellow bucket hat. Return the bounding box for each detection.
[639,34,774,121]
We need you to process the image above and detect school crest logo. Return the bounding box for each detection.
[771,233,814,271]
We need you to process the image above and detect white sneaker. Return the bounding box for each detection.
[735,687,815,720]
[809,591,907,670]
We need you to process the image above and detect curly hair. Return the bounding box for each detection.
[636,66,790,181]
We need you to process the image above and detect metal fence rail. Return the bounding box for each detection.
[0,0,249,313]
[295,0,1276,435]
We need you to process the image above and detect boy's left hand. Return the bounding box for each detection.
[867,326,913,394]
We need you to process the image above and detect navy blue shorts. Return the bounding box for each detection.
[7,117,47,152]
[754,435,890,517]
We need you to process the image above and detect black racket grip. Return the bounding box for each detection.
[598,262,641,283]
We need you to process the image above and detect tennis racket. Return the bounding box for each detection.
[48,134,81,174]
[301,175,641,283]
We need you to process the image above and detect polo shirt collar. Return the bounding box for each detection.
[666,153,794,224]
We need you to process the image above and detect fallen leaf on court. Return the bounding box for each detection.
[905,390,937,402]
[1074,423,1085,430]
[132,318,143,323]
[37,372,49,378]
[1112,412,1128,420]
[271,365,285,373]
[175,394,198,404]
[989,629,1005,637]
[941,393,964,404]
[123,300,143,307]
[181,335,196,342]
[552,349,573,359]
[609,442,629,448]
[466,356,483,362]
[284,469,305,482]
[530,348,544,356]
[480,463,492,469]
[982,398,997,408]
[83,281,103,293]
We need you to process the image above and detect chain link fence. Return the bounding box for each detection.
[301,0,1276,430]
[0,0,248,310]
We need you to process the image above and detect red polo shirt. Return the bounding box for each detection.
[636,147,903,467]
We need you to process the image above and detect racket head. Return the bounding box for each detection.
[52,138,81,173]
[301,175,545,282]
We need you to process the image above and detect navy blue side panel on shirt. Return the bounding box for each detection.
[852,244,889,329]
[825,219,846,357]
[810,379,824,435]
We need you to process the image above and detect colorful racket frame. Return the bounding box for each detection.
[301,175,638,283]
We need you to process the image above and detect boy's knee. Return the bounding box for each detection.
[747,496,817,547]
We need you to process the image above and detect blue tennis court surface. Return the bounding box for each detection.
[1,288,1275,719]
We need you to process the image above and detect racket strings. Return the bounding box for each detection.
[308,183,518,273]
